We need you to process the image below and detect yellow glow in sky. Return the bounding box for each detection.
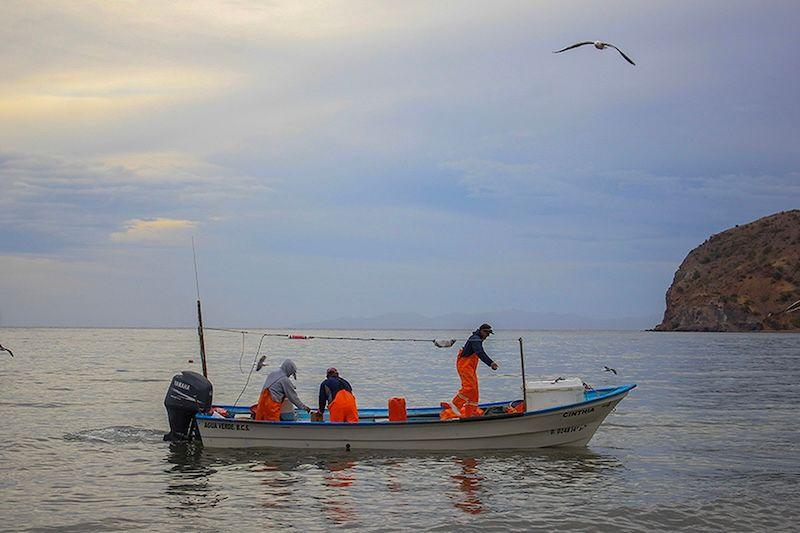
[109,217,198,244]
[0,68,235,124]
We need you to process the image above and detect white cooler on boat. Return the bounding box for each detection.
[524,378,584,412]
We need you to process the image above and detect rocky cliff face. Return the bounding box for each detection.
[655,210,800,332]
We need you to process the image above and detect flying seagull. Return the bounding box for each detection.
[0,343,13,357]
[768,299,800,318]
[603,366,617,375]
[554,41,636,66]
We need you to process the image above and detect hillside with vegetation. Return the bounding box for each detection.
[655,210,800,331]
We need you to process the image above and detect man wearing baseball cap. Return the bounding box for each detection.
[452,324,498,417]
[317,367,359,423]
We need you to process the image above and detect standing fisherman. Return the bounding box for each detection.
[452,324,498,417]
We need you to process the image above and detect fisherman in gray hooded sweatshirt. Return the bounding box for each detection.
[254,359,312,421]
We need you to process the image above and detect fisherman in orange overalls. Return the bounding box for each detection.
[318,367,359,423]
[452,324,498,417]
[254,359,312,421]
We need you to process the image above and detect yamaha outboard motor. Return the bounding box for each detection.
[163,370,213,442]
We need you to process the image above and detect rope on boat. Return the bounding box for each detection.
[205,328,532,408]
[207,327,288,337]
[233,332,271,407]
[206,328,460,407]
[205,328,459,408]
[204,327,457,347]
[237,330,246,373]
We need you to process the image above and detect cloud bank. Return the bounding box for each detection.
[0,1,798,326]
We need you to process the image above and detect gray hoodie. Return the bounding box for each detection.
[261,359,310,411]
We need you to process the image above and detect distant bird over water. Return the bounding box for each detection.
[603,366,617,375]
[0,343,13,357]
[554,40,636,66]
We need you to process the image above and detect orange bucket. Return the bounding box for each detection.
[388,397,407,421]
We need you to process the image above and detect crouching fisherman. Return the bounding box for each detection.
[254,359,312,421]
[318,367,359,423]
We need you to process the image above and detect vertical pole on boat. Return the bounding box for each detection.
[192,237,209,379]
[197,300,208,378]
[519,337,527,411]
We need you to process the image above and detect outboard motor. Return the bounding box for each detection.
[163,370,213,442]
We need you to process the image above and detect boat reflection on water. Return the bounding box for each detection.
[163,442,228,512]
[384,457,405,493]
[318,458,358,525]
[251,461,304,510]
[451,457,485,515]
[162,444,624,526]
[321,458,356,488]
[444,448,623,516]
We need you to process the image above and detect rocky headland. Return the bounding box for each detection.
[655,210,800,332]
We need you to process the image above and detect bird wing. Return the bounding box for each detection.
[606,43,636,65]
[0,345,11,357]
[553,41,594,54]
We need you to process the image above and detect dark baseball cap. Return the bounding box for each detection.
[479,323,494,334]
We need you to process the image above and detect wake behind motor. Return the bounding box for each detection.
[163,370,213,442]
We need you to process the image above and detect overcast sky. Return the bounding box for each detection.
[1,1,798,327]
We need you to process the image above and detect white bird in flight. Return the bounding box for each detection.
[554,41,636,66]
[784,299,800,314]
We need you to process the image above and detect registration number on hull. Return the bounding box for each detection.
[550,424,587,435]
[203,421,251,431]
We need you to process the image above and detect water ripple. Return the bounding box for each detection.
[64,426,166,444]
[0,329,798,532]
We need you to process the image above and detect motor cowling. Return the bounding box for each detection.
[163,370,213,442]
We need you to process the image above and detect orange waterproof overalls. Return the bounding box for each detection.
[439,402,459,421]
[254,388,283,421]
[452,348,484,417]
[329,389,359,423]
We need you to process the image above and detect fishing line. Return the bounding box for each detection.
[206,327,289,337]
[204,327,457,347]
[237,330,246,374]
[233,333,269,407]
[205,327,524,347]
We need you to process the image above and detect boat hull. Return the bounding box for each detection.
[196,385,634,450]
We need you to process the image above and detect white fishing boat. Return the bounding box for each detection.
[162,297,636,451]
[194,384,635,450]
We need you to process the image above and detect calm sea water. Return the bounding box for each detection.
[0,328,798,532]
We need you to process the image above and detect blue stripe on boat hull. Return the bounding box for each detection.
[199,384,637,427]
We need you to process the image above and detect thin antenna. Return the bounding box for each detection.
[192,236,201,301]
[191,236,209,379]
